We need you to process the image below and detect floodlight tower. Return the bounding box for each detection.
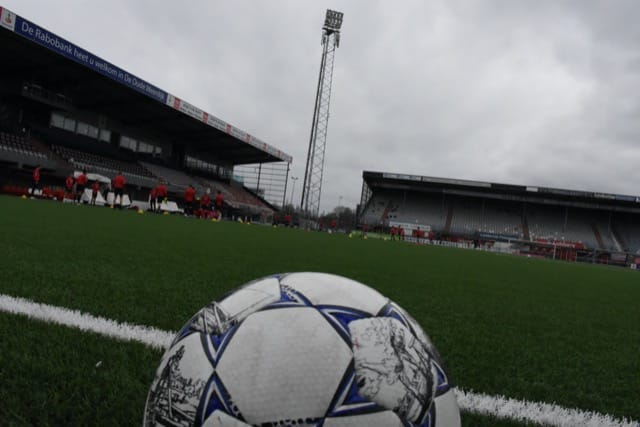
[300,9,343,218]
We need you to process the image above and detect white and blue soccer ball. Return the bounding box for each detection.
[144,272,461,426]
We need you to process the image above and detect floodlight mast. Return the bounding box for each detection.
[300,9,343,219]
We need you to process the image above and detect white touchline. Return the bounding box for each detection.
[0,293,637,427]
[0,293,173,351]
[454,389,638,427]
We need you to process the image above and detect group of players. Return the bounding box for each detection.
[60,169,127,208]
[31,165,224,216]
[150,183,225,219]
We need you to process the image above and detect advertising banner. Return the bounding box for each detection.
[9,11,167,104]
[2,6,293,164]
[164,94,292,162]
[0,6,16,31]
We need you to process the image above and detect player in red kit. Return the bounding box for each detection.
[149,187,157,212]
[155,182,167,213]
[214,190,224,219]
[64,174,74,201]
[75,170,88,204]
[200,190,211,219]
[30,165,41,196]
[183,185,196,216]
[111,172,126,209]
[90,181,100,206]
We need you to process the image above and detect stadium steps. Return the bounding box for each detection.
[611,225,628,252]
[444,206,453,233]
[591,224,605,249]
[31,138,72,171]
[522,211,530,241]
[381,200,393,223]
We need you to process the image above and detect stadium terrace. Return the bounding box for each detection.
[359,171,640,267]
[0,5,292,217]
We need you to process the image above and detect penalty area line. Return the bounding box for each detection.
[0,293,637,427]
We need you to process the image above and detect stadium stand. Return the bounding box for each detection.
[526,204,566,242]
[139,163,271,213]
[52,145,156,186]
[196,176,272,212]
[0,131,48,160]
[362,191,447,230]
[140,162,194,191]
[362,191,523,239]
[0,7,291,219]
[449,197,482,236]
[359,194,388,225]
[225,184,270,211]
[479,200,522,238]
[588,211,619,251]
[359,172,640,266]
[526,206,617,250]
[612,214,640,253]
[449,198,523,238]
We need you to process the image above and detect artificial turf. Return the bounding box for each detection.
[1,195,638,425]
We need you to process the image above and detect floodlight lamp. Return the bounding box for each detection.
[324,9,343,32]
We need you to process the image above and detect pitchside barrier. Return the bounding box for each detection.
[367,229,640,269]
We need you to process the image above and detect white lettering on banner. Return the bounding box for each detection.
[389,221,431,233]
[594,193,615,200]
[73,47,88,62]
[177,100,204,121]
[230,127,247,140]
[14,14,167,104]
[208,115,227,132]
[166,95,203,121]
[93,58,118,77]
[32,26,73,55]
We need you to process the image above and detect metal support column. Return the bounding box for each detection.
[300,9,343,219]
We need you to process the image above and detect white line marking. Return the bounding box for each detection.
[0,293,173,350]
[454,389,638,427]
[0,293,637,427]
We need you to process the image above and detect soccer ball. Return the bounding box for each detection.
[143,273,461,426]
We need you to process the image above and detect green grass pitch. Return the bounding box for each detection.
[0,195,638,426]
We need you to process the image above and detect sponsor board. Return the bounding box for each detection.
[0,6,16,31]
[10,12,167,103]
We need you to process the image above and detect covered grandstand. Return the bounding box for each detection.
[359,171,640,266]
[0,6,291,219]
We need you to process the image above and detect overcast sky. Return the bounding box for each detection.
[4,0,640,212]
